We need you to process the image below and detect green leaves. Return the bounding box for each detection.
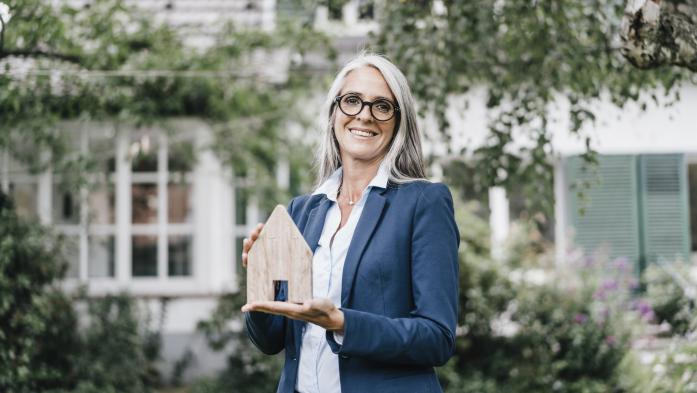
[1,0,331,203]
[375,0,689,216]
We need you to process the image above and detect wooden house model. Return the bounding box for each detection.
[247,205,313,303]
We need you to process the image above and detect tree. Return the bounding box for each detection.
[621,0,697,71]
[374,0,693,215]
[0,0,331,202]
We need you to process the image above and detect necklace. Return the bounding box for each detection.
[337,182,356,206]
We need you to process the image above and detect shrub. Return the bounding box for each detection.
[439,200,645,393]
[0,192,78,393]
[194,290,283,393]
[643,263,696,336]
[0,191,162,393]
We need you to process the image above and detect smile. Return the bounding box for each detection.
[349,128,378,137]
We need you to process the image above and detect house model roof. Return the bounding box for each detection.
[247,205,313,303]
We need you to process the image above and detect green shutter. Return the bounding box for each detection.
[638,154,691,264]
[565,155,642,268]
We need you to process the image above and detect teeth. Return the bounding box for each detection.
[350,129,376,137]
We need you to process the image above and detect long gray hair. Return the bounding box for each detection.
[315,52,426,187]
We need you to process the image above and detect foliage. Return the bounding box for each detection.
[67,294,163,393]
[374,0,692,215]
[0,0,331,203]
[194,287,283,393]
[0,190,162,392]
[643,262,697,336]
[648,338,697,393]
[439,200,649,393]
[0,191,76,392]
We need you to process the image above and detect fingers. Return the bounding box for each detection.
[242,301,303,317]
[241,223,264,268]
[241,299,337,326]
[251,223,264,239]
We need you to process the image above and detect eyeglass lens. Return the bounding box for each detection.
[339,94,395,121]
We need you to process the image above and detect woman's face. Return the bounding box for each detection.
[333,66,397,166]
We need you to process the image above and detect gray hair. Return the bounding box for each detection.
[315,52,426,187]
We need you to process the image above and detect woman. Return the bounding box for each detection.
[241,53,460,393]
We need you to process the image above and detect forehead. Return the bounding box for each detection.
[340,66,395,101]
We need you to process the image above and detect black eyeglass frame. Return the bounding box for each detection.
[333,93,401,122]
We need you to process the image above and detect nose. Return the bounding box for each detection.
[356,102,374,121]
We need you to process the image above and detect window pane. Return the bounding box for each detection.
[132,183,158,224]
[90,137,117,173]
[131,133,158,172]
[10,182,38,219]
[358,0,374,19]
[53,183,80,225]
[235,188,248,226]
[168,235,192,277]
[235,236,245,278]
[169,141,195,173]
[132,235,157,277]
[62,236,80,279]
[328,2,342,19]
[89,235,115,278]
[88,183,116,225]
[168,182,192,223]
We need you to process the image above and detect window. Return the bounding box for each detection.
[9,181,38,220]
[89,235,115,278]
[4,125,202,291]
[53,182,80,225]
[85,128,117,278]
[130,132,195,278]
[328,0,343,20]
[357,0,374,20]
[168,235,192,276]
[62,235,81,279]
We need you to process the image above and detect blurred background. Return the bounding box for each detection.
[1,0,696,392]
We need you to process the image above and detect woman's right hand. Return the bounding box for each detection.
[241,223,264,268]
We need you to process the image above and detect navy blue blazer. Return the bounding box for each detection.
[245,181,460,393]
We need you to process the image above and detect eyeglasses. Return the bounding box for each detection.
[334,93,400,122]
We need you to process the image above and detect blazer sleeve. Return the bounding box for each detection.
[244,197,299,355]
[326,183,460,366]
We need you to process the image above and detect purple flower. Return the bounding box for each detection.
[593,288,606,301]
[613,257,630,272]
[601,279,618,291]
[633,299,655,322]
[605,335,617,347]
[574,313,588,324]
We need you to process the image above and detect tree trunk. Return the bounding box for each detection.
[621,0,697,71]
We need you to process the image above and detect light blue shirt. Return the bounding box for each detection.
[295,161,390,393]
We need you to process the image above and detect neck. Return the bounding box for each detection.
[339,156,382,204]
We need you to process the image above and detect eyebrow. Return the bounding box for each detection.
[342,91,395,103]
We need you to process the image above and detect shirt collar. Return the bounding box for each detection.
[312,160,390,202]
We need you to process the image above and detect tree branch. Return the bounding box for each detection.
[621,0,697,71]
[0,48,82,64]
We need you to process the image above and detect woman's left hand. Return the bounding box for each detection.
[242,298,345,333]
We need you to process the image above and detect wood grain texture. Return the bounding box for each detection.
[247,205,313,303]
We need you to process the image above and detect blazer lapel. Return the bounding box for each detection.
[341,188,386,306]
[302,196,332,253]
[294,195,332,353]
